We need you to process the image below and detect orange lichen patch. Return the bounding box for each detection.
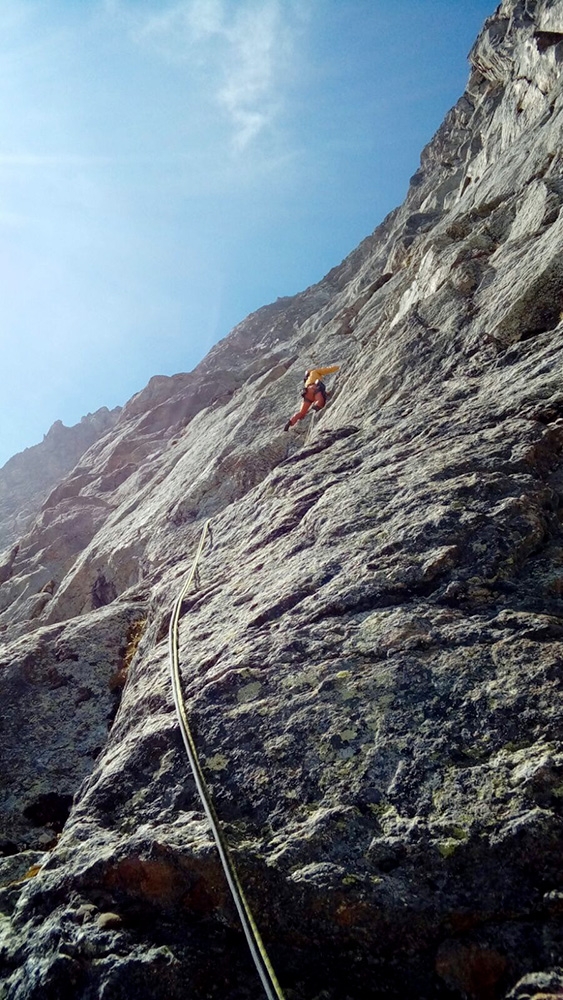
[447,911,494,934]
[123,619,146,669]
[8,863,42,887]
[333,899,373,928]
[106,858,179,902]
[109,618,147,691]
[23,864,42,880]
[108,667,128,692]
[548,576,563,596]
[436,941,507,999]
[103,853,228,915]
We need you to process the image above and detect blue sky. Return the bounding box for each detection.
[0,0,494,467]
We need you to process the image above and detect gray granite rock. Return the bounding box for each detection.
[1,2,563,998]
[0,407,120,554]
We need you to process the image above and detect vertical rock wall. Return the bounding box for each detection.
[0,407,121,553]
[1,2,563,998]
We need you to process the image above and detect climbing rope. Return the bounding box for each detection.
[168,519,286,1000]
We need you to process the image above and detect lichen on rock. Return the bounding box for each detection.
[1,1,563,998]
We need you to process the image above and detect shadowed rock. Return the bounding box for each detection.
[1,2,563,998]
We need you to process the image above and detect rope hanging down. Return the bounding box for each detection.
[168,518,286,1000]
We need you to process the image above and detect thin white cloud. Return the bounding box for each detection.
[217,2,283,151]
[186,0,223,40]
[107,0,309,153]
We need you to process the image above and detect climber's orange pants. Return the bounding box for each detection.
[288,387,326,426]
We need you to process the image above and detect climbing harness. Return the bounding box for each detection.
[168,519,285,1000]
[301,379,326,403]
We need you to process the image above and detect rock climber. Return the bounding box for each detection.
[284,364,340,431]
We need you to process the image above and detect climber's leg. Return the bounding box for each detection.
[288,398,312,426]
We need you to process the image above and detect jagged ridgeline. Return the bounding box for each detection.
[1,2,563,998]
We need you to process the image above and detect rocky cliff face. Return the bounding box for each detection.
[1,2,563,998]
[0,407,121,555]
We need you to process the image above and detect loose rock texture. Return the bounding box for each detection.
[1,2,563,998]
